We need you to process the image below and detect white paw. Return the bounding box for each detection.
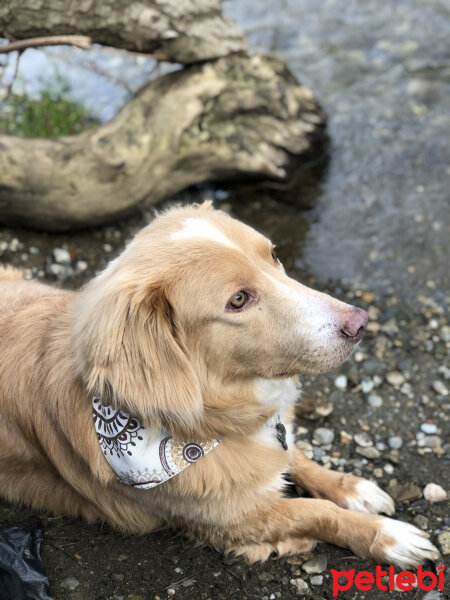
[377,518,440,569]
[345,480,395,515]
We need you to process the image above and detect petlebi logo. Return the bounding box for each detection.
[331,564,446,596]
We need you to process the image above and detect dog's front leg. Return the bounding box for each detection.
[221,496,438,569]
[289,446,395,515]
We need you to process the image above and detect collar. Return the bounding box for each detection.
[92,397,221,489]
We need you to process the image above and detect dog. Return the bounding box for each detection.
[0,202,439,568]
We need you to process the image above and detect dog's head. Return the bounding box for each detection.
[73,203,366,436]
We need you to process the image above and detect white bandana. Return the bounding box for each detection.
[92,397,221,489]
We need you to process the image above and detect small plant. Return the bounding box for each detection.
[0,74,98,138]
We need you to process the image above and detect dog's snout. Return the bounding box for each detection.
[340,308,368,342]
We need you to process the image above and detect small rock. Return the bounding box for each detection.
[356,446,381,459]
[48,264,67,277]
[53,248,71,264]
[287,555,305,566]
[61,577,79,590]
[422,591,445,600]
[381,318,399,335]
[386,371,405,387]
[432,380,449,396]
[373,468,383,478]
[354,432,373,447]
[302,555,327,574]
[259,572,274,583]
[111,573,124,583]
[388,436,403,449]
[361,378,375,393]
[422,435,442,449]
[340,431,353,444]
[29,246,39,255]
[368,394,383,408]
[290,578,309,595]
[421,423,437,434]
[310,575,323,586]
[423,483,446,503]
[334,375,347,390]
[75,260,88,274]
[362,359,385,375]
[167,589,176,597]
[313,428,334,445]
[413,514,429,530]
[389,482,422,502]
[103,243,113,253]
[438,529,450,554]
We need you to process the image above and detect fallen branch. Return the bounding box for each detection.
[0,54,326,231]
[0,35,92,54]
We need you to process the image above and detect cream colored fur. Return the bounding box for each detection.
[0,203,438,568]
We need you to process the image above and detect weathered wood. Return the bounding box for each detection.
[0,55,326,231]
[0,0,247,64]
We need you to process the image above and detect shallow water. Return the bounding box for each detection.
[224,0,450,299]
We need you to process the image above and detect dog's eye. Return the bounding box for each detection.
[229,292,248,309]
[271,247,279,263]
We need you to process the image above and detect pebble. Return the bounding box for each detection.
[386,371,405,387]
[423,592,445,600]
[368,393,383,408]
[354,432,373,447]
[259,572,274,583]
[388,436,403,449]
[334,375,347,390]
[437,529,450,554]
[389,482,422,502]
[421,423,437,434]
[53,248,71,264]
[48,264,67,277]
[361,378,374,393]
[290,578,309,595]
[61,577,79,590]
[167,588,176,597]
[310,575,323,586]
[423,483,446,503]
[432,380,449,396]
[29,246,39,255]
[75,260,88,274]
[413,514,429,530]
[313,427,334,445]
[302,555,327,574]
[356,446,380,459]
[421,435,442,449]
[111,573,124,583]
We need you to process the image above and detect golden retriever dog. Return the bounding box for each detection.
[0,203,439,569]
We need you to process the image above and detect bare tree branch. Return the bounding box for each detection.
[0,35,92,54]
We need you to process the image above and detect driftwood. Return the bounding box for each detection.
[0,0,247,64]
[0,55,325,231]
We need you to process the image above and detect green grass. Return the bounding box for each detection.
[0,77,99,138]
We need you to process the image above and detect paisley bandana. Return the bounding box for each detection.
[92,397,221,489]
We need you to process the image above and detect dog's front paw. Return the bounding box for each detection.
[343,479,395,516]
[371,518,440,569]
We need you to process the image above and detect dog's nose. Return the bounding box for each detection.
[340,308,368,342]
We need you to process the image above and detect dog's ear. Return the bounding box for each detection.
[74,278,203,435]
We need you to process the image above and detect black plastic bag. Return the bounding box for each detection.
[0,517,51,600]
